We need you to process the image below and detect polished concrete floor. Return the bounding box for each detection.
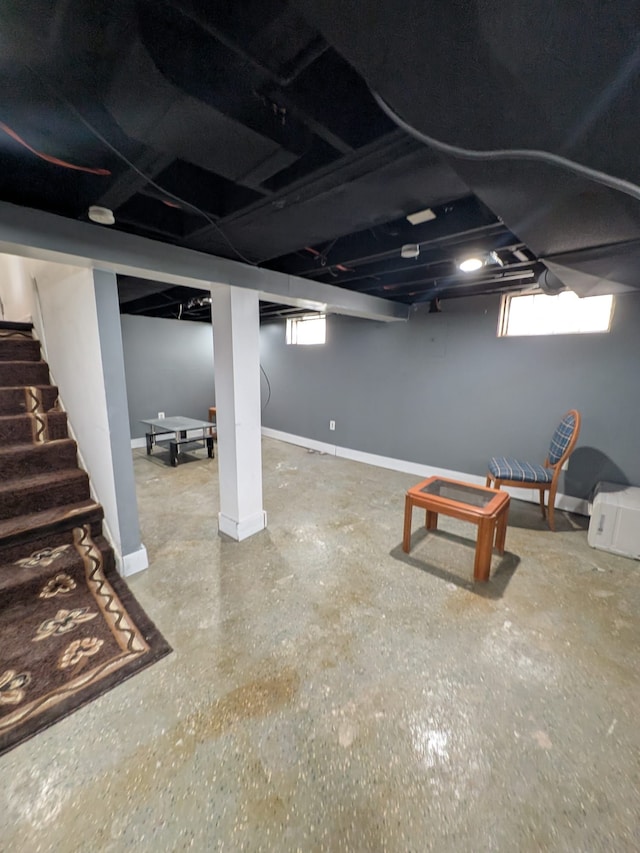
[1,438,639,852]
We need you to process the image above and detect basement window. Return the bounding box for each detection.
[286,313,326,345]
[498,291,614,337]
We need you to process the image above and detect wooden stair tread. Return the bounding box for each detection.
[0,384,59,391]
[0,534,113,589]
[0,500,103,542]
[0,410,65,420]
[0,437,75,455]
[0,359,47,366]
[0,467,88,494]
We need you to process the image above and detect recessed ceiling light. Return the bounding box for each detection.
[406,207,436,225]
[459,257,483,272]
[88,205,115,225]
[401,243,420,259]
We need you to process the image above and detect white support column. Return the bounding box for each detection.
[211,284,267,540]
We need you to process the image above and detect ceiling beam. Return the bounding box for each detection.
[185,130,419,243]
[273,203,504,278]
[261,87,354,155]
[0,201,409,323]
[310,237,529,289]
[87,151,176,214]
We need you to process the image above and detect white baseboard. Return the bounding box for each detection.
[261,427,589,517]
[120,544,149,577]
[218,510,267,541]
[261,428,334,456]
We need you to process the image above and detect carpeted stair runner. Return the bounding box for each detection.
[0,322,96,546]
[0,320,170,755]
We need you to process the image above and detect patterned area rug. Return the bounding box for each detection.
[0,525,171,756]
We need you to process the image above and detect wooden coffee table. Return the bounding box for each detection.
[403,476,510,582]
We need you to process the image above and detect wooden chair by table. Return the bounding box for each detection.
[208,406,217,440]
[486,409,581,531]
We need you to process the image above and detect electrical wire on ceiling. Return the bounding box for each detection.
[62,99,259,265]
[0,121,111,175]
[15,59,260,267]
[303,240,351,276]
[371,89,640,204]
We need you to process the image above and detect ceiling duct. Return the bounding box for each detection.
[543,243,640,297]
[536,267,566,294]
[105,39,299,187]
[297,0,640,288]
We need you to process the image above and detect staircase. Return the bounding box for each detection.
[0,320,115,573]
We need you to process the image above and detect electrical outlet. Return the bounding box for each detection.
[158,411,165,419]
[329,420,335,431]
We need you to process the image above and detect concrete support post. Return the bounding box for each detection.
[211,284,266,540]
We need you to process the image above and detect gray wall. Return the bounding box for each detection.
[259,292,640,499]
[94,270,143,556]
[120,314,215,439]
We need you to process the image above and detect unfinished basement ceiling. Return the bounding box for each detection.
[2,1,640,321]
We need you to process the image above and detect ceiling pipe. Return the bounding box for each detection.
[378,269,536,296]
[320,246,534,289]
[295,223,512,279]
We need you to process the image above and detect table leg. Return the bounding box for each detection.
[495,505,509,554]
[403,495,413,553]
[170,441,178,467]
[474,518,494,582]
[206,435,214,458]
[146,432,153,455]
[425,510,438,530]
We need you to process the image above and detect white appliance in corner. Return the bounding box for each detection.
[588,482,640,560]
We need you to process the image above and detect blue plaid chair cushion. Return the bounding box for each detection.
[548,412,577,465]
[488,456,554,483]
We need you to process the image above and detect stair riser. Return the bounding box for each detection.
[0,514,104,565]
[0,536,115,598]
[0,474,90,520]
[0,441,78,480]
[0,339,41,361]
[0,362,50,386]
[0,413,68,445]
[0,387,59,415]
[0,321,33,333]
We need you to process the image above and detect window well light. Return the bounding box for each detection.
[458,257,483,272]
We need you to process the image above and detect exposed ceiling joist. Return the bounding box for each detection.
[3,0,638,323]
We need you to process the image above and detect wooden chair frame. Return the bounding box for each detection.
[486,410,581,531]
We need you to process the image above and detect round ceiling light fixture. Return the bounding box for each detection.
[88,205,115,225]
[401,243,420,259]
[458,256,483,272]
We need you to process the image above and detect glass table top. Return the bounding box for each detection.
[418,479,495,508]
[141,416,213,432]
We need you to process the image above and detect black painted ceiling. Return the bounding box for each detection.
[2,1,639,322]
